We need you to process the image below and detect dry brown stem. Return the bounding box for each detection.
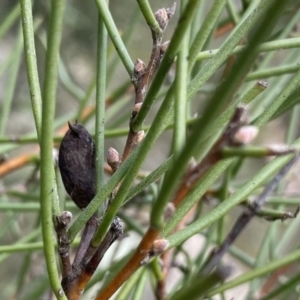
[0,152,38,178]
[56,211,73,278]
[60,218,123,300]
[121,4,176,162]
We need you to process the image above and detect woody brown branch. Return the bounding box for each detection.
[62,218,123,300]
[75,218,123,295]
[72,215,99,266]
[55,212,73,278]
[121,4,176,162]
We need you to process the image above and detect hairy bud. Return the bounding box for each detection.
[107,147,120,172]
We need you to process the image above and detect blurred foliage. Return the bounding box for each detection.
[1,0,300,299]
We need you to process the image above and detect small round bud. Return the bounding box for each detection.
[134,58,146,75]
[154,8,169,30]
[57,211,73,226]
[160,41,170,56]
[107,147,120,172]
[154,3,176,31]
[164,202,175,221]
[152,239,169,255]
[232,126,258,145]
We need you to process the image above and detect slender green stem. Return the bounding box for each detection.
[76,79,96,120]
[20,0,43,140]
[106,9,140,85]
[286,105,300,145]
[0,117,200,144]
[196,37,300,61]
[132,268,148,300]
[261,272,300,300]
[126,156,173,202]
[0,228,40,263]
[173,5,189,155]
[0,238,80,254]
[0,47,14,77]
[58,58,85,100]
[0,242,45,253]
[254,206,296,219]
[254,5,300,70]
[0,27,23,135]
[95,12,107,214]
[115,267,144,300]
[0,202,76,212]
[37,29,85,103]
[39,0,66,298]
[254,68,300,127]
[93,0,134,76]
[188,0,226,70]
[207,248,300,297]
[240,81,268,104]
[0,3,20,40]
[226,0,240,24]
[245,64,300,81]
[266,197,300,206]
[169,269,227,300]
[0,214,16,240]
[136,0,162,36]
[187,0,286,102]
[117,212,144,236]
[217,167,231,245]
[221,146,295,158]
[163,159,232,236]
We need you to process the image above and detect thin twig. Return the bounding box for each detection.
[121,4,176,162]
[55,212,73,278]
[62,218,123,300]
[72,215,99,266]
[75,218,124,296]
[201,155,299,274]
